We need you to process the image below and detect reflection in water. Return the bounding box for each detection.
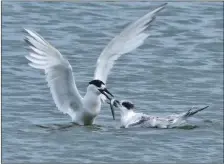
[35,119,213,131]
[35,122,81,131]
[35,122,105,131]
[176,125,198,130]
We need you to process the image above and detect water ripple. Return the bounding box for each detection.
[2,2,223,163]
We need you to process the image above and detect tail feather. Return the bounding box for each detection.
[183,106,209,118]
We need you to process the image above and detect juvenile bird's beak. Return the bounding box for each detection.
[112,99,120,108]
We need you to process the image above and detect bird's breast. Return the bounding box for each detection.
[83,99,101,115]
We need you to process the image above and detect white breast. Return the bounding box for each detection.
[83,93,101,116]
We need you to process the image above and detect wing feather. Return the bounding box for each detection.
[94,3,167,84]
[24,29,83,115]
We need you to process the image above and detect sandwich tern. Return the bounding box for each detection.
[109,99,209,128]
[24,3,167,125]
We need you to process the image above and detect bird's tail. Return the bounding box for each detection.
[182,106,209,118]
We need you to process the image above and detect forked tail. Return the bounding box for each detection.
[183,106,209,118]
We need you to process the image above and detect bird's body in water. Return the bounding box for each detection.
[110,99,209,128]
[24,29,113,126]
[24,4,167,125]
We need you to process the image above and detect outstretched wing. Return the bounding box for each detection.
[94,3,167,83]
[24,29,83,116]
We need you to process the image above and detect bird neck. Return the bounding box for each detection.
[85,90,100,99]
[120,110,135,124]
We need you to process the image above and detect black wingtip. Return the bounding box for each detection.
[158,2,168,9]
[149,3,167,16]
[160,3,168,7]
[24,37,30,45]
[194,105,209,114]
[155,3,168,10]
[24,36,37,50]
[185,105,209,117]
[201,105,209,110]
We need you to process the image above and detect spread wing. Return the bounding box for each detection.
[24,29,83,116]
[94,3,167,84]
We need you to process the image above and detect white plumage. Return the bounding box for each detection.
[24,3,167,125]
[110,99,209,128]
[94,3,167,83]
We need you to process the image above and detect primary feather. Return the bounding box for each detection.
[24,3,167,121]
[24,29,83,115]
[94,3,167,84]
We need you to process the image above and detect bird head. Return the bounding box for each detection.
[88,79,114,99]
[109,99,135,119]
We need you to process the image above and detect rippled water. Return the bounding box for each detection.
[2,2,223,163]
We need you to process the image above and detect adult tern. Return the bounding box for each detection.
[24,3,167,125]
[109,99,209,128]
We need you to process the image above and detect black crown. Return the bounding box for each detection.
[122,101,134,110]
[89,79,105,88]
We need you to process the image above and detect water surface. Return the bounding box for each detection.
[2,2,223,163]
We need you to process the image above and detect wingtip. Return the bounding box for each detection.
[23,28,34,35]
[204,105,209,109]
[149,3,167,15]
[160,2,168,8]
[157,2,168,10]
[197,105,209,112]
[23,28,29,33]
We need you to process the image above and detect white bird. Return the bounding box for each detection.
[109,99,209,128]
[24,3,167,125]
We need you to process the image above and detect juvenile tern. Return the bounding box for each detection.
[109,99,209,128]
[24,3,167,125]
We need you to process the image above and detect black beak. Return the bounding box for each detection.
[113,100,120,108]
[110,103,115,120]
[98,88,114,100]
[103,88,114,98]
[108,99,120,120]
[99,88,115,120]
